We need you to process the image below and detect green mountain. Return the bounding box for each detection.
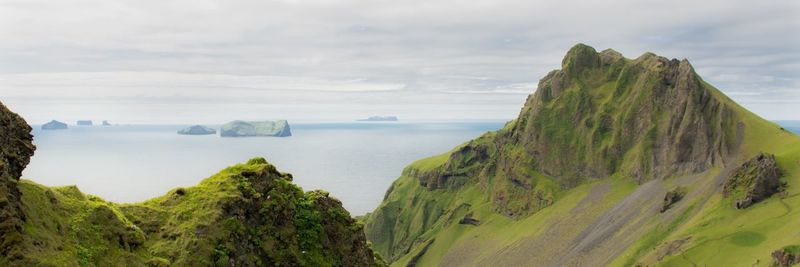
[364,44,800,266]
[0,103,382,266]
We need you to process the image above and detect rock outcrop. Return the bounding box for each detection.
[660,186,687,212]
[772,246,800,267]
[221,120,292,137]
[177,125,216,135]
[0,102,36,264]
[41,120,68,130]
[724,153,784,209]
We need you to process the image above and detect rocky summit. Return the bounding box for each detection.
[364,44,800,266]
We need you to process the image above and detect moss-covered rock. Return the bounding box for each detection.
[724,153,784,209]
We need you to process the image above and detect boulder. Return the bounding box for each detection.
[724,153,784,209]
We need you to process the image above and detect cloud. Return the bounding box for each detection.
[0,0,798,121]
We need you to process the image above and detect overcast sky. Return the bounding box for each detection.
[0,0,798,123]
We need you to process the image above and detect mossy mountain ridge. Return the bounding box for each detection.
[0,102,383,266]
[365,44,800,266]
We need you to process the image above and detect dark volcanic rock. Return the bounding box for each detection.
[41,120,68,130]
[177,125,216,135]
[0,101,36,263]
[458,213,480,226]
[724,153,784,209]
[660,186,687,213]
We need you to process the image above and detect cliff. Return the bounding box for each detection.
[364,44,800,266]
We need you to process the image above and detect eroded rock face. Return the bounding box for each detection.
[508,44,740,185]
[724,153,784,209]
[0,101,36,262]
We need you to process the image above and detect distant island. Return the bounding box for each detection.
[76,120,93,126]
[220,120,291,137]
[177,125,217,135]
[102,120,112,126]
[41,120,68,130]
[358,115,398,122]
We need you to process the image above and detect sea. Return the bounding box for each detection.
[22,121,800,215]
[23,122,506,215]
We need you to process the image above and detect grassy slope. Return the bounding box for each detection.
[17,158,382,266]
[368,71,800,266]
[617,84,800,266]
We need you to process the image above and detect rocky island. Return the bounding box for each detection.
[41,120,68,130]
[76,120,93,126]
[102,120,112,126]
[177,125,217,135]
[358,116,398,122]
[220,120,292,137]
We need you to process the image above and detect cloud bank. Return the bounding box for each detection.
[0,0,798,122]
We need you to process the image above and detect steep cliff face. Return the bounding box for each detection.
[0,102,35,264]
[509,44,740,183]
[365,44,800,266]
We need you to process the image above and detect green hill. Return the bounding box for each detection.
[364,44,800,266]
[0,103,382,266]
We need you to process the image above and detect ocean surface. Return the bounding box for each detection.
[22,121,800,215]
[23,122,505,215]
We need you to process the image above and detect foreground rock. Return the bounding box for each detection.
[0,102,36,264]
[724,153,784,209]
[177,125,216,135]
[358,116,398,122]
[41,120,68,130]
[221,120,292,137]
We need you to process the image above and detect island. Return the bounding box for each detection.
[76,120,93,126]
[358,115,398,121]
[177,125,217,135]
[102,120,112,126]
[41,120,68,130]
[220,120,291,137]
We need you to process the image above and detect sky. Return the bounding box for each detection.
[0,0,798,124]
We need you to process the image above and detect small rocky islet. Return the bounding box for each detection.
[41,120,68,130]
[177,125,217,135]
